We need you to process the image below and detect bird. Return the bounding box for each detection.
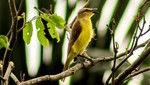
[62,8,97,80]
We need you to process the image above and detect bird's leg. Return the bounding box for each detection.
[78,51,95,66]
[76,55,86,68]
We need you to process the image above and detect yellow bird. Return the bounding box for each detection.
[63,8,97,73]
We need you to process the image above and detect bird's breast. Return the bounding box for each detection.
[80,18,93,40]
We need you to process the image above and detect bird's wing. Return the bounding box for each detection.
[67,19,82,55]
[70,16,77,29]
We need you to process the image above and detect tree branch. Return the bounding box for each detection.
[10,73,20,85]
[2,0,18,83]
[114,40,150,84]
[3,62,14,85]
[18,39,149,85]
[17,0,24,14]
[124,67,150,81]
[106,16,149,85]
[19,57,110,85]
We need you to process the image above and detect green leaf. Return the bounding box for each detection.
[36,17,49,47]
[47,20,60,43]
[40,13,61,43]
[0,35,10,50]
[41,14,52,22]
[50,14,66,29]
[23,22,33,44]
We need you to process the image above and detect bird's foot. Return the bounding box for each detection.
[76,55,86,68]
[78,52,95,66]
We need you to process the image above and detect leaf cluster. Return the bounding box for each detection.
[23,13,66,47]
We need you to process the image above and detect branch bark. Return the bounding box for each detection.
[3,62,14,85]
[19,55,122,85]
[124,67,150,81]
[19,39,149,85]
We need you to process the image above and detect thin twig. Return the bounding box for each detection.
[109,18,118,85]
[3,0,18,78]
[114,17,146,73]
[0,76,5,81]
[141,20,150,36]
[6,0,18,37]
[83,0,91,7]
[124,67,150,81]
[17,12,26,33]
[3,62,14,85]
[10,73,20,85]
[49,4,53,14]
[105,17,149,84]
[17,0,25,14]
[114,42,150,84]
[105,40,149,85]
[41,4,53,14]
[20,71,25,82]
[34,7,44,14]
[136,0,150,23]
[64,24,71,33]
[17,16,38,33]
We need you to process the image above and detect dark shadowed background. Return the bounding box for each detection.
[0,0,150,85]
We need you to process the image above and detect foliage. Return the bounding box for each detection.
[0,13,66,49]
[23,13,66,47]
[23,22,33,44]
[0,35,10,50]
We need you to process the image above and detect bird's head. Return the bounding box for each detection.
[77,8,98,18]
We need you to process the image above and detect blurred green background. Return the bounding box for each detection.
[0,0,150,85]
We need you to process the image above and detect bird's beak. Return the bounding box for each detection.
[90,8,99,14]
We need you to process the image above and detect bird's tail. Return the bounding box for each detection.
[61,50,75,81]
